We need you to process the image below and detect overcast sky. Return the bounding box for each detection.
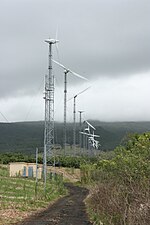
[0,0,150,122]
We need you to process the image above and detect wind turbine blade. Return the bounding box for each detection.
[52,59,88,80]
[55,43,60,61]
[80,130,99,138]
[56,26,58,41]
[69,70,88,81]
[85,120,96,130]
[80,132,91,136]
[67,86,91,102]
[92,130,100,137]
[55,26,60,61]
[52,59,68,70]
[67,97,73,102]
[93,134,100,137]
[80,132,94,137]
[76,86,91,97]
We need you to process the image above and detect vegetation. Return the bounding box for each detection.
[0,165,67,225]
[51,155,98,168]
[0,121,150,153]
[0,152,97,168]
[0,152,36,164]
[81,132,150,225]
[1,120,150,224]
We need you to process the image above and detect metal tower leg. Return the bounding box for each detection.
[43,38,58,192]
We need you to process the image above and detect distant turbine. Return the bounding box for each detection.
[68,87,91,154]
[80,123,100,151]
[52,59,88,154]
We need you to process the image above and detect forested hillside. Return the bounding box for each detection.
[0,121,150,153]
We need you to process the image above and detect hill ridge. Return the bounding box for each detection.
[0,121,150,153]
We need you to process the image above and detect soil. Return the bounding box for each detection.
[15,183,93,225]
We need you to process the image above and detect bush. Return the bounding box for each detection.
[83,132,150,225]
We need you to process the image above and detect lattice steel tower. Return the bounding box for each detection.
[43,38,58,190]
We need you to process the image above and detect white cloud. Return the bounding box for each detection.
[0,71,150,122]
[72,72,150,122]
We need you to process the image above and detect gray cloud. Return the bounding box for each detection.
[0,0,150,121]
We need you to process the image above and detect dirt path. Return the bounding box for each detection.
[16,183,93,225]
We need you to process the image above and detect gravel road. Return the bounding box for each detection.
[16,183,93,225]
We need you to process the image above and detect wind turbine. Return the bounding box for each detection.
[80,130,100,150]
[80,120,100,153]
[68,87,90,154]
[43,38,58,193]
[82,120,96,152]
[52,59,88,154]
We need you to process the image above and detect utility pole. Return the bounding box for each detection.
[78,111,84,154]
[43,38,58,193]
[73,95,77,155]
[36,147,38,183]
[35,147,38,198]
[64,70,69,155]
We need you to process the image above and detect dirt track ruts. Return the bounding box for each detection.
[16,183,93,225]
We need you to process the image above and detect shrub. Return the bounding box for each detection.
[83,132,150,225]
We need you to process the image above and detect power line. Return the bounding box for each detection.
[0,111,9,122]
[24,79,44,121]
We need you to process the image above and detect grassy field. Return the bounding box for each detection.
[0,165,67,225]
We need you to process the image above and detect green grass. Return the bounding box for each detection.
[0,165,9,177]
[0,166,67,213]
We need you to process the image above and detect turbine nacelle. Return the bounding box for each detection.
[84,125,90,133]
[45,39,59,44]
[52,59,88,81]
[64,69,70,74]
